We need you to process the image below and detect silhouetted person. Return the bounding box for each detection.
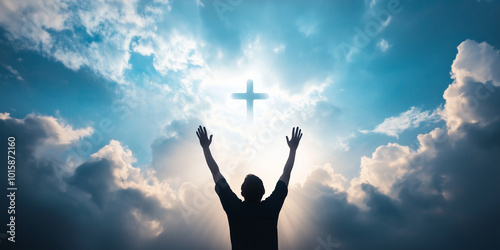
[196,126,303,250]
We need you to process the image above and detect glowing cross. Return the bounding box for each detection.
[232,79,269,122]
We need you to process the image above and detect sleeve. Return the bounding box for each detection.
[264,180,288,213]
[215,178,241,214]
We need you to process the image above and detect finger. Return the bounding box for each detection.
[298,129,301,138]
[286,136,289,143]
[292,127,295,137]
[196,131,200,139]
[299,132,302,140]
[209,135,213,141]
[203,127,207,136]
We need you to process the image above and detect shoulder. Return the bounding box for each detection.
[276,180,288,192]
[216,177,229,188]
[214,178,242,213]
[215,177,230,193]
[264,180,288,202]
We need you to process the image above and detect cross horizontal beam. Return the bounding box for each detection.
[231,79,268,122]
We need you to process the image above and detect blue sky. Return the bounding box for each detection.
[1,0,500,249]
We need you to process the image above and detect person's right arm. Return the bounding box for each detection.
[196,126,223,183]
[279,127,303,186]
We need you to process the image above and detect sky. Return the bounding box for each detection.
[1,0,500,249]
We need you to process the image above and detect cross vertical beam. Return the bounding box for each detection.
[231,79,269,122]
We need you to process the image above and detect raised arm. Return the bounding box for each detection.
[196,126,223,183]
[279,127,303,186]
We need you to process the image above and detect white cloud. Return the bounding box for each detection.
[0,0,69,50]
[150,31,205,74]
[273,44,286,53]
[0,112,11,119]
[132,39,155,56]
[0,0,176,84]
[450,40,500,86]
[3,64,24,81]
[305,163,348,192]
[336,133,356,151]
[52,49,88,71]
[0,113,95,187]
[38,116,94,145]
[1,113,94,146]
[362,107,440,138]
[90,140,176,208]
[349,40,500,211]
[17,114,93,166]
[347,143,411,208]
[377,38,390,52]
[443,40,500,131]
[132,209,164,238]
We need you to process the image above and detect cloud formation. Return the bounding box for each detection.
[361,106,440,137]
[377,38,390,52]
[1,39,499,249]
[293,39,500,249]
[0,113,223,249]
[2,64,24,81]
[443,40,500,131]
[0,0,199,84]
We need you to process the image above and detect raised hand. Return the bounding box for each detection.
[286,127,303,150]
[196,126,213,148]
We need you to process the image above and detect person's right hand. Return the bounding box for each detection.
[196,126,213,149]
[286,127,302,150]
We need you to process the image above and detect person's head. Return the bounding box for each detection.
[241,174,265,203]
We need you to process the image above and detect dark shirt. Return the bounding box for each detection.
[215,178,288,250]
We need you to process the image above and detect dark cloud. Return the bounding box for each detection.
[287,115,500,249]
[0,114,195,250]
[284,40,500,249]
